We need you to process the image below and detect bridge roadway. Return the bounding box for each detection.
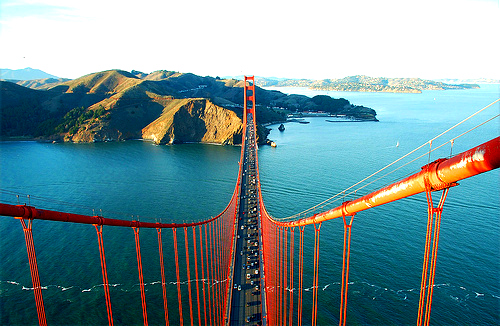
[228,114,263,325]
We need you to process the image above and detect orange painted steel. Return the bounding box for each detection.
[339,211,355,326]
[172,228,184,326]
[133,227,148,326]
[183,227,194,326]
[204,224,213,326]
[19,218,47,326]
[417,185,450,326]
[192,227,202,326]
[199,225,207,326]
[269,136,500,228]
[311,223,322,326]
[156,228,170,326]
[297,226,305,326]
[95,225,114,326]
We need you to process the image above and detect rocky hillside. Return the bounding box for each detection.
[142,98,243,145]
[1,69,378,143]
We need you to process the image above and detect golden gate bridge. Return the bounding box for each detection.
[1,76,499,325]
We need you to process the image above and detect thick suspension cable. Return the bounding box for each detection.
[278,99,499,221]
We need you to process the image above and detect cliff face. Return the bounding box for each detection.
[142,98,243,145]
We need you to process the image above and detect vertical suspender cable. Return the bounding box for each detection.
[192,227,202,326]
[205,224,213,325]
[278,226,282,326]
[172,228,184,325]
[289,227,295,326]
[417,186,434,326]
[183,227,194,326]
[215,219,222,325]
[312,223,321,326]
[209,222,216,325]
[417,184,449,326]
[95,225,113,326]
[218,218,224,325]
[133,227,148,326]
[19,218,47,326]
[199,225,208,326]
[339,209,355,326]
[156,228,169,326]
[283,227,288,326]
[298,226,305,326]
[213,220,220,325]
[424,189,448,326]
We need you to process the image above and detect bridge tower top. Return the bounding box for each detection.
[243,76,256,125]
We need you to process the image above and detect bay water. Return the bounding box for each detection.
[0,84,498,324]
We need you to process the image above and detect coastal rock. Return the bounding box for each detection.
[142,98,243,145]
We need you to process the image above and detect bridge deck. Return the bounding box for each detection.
[228,113,263,325]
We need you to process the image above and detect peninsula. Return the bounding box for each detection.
[1,69,378,144]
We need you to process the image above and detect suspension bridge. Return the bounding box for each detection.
[1,76,499,325]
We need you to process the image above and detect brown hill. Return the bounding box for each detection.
[141,98,243,145]
[1,69,377,142]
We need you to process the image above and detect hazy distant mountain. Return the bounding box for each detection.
[435,78,499,84]
[0,67,59,80]
[255,75,481,93]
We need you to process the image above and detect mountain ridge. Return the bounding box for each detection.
[1,69,378,143]
[0,67,60,80]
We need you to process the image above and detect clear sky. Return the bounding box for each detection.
[1,0,498,80]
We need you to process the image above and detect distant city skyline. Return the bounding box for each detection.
[1,0,498,80]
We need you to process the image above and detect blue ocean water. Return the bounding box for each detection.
[0,85,498,325]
